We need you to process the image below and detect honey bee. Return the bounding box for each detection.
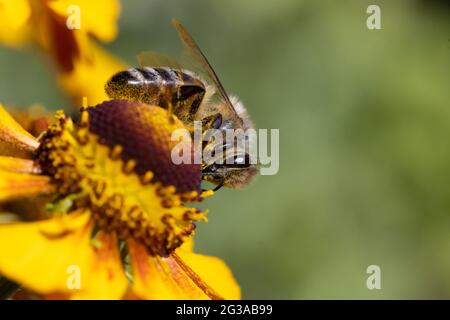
[105,18,258,190]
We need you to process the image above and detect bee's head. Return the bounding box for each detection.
[202,153,259,189]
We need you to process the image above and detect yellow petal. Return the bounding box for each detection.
[57,39,127,106]
[0,212,127,299]
[7,105,52,137]
[46,0,121,42]
[179,236,194,252]
[0,141,32,158]
[176,250,241,300]
[0,104,39,152]
[128,240,209,300]
[69,232,128,300]
[0,212,91,293]
[0,170,54,202]
[128,240,237,300]
[0,156,40,174]
[0,0,31,47]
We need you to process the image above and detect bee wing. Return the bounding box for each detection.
[137,51,184,69]
[171,18,240,119]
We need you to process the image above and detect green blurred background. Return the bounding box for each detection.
[1,0,449,299]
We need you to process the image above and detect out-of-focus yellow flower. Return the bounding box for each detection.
[0,0,119,48]
[0,0,31,47]
[46,0,120,42]
[57,41,127,108]
[0,101,240,300]
[0,0,127,105]
[9,104,52,137]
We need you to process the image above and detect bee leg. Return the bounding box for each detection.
[201,179,225,193]
[213,180,225,191]
[201,113,223,149]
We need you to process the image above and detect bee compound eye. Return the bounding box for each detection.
[211,113,223,129]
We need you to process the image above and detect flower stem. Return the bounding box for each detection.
[0,277,20,300]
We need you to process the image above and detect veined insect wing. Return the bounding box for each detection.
[136,51,185,72]
[171,18,241,121]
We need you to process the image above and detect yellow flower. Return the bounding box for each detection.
[0,0,119,48]
[0,0,127,105]
[57,41,128,108]
[0,101,240,300]
[0,0,31,47]
[8,104,52,137]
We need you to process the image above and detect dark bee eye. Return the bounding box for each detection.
[211,113,223,130]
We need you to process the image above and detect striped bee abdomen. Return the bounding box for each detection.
[105,67,206,121]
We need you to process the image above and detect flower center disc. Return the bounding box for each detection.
[36,100,207,256]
